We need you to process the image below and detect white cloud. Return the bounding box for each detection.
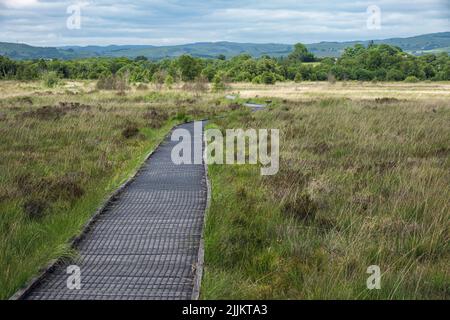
[0,0,39,9]
[0,0,448,46]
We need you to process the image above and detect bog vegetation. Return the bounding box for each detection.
[203,94,450,299]
[1,43,450,86]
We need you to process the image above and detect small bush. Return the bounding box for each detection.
[49,175,84,202]
[261,72,276,85]
[252,76,261,84]
[212,74,226,92]
[42,71,60,88]
[152,70,167,90]
[143,108,169,129]
[281,193,317,221]
[404,76,419,83]
[23,199,48,219]
[122,124,140,139]
[165,75,174,89]
[96,75,128,91]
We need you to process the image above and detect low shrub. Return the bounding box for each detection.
[121,124,140,139]
[96,75,129,91]
[281,193,318,221]
[404,76,419,83]
[23,199,48,219]
[42,71,60,88]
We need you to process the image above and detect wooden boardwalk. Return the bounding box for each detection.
[20,122,207,300]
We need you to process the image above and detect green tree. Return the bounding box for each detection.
[0,56,17,79]
[288,43,316,62]
[261,72,276,85]
[386,69,405,81]
[177,55,202,81]
[354,68,374,81]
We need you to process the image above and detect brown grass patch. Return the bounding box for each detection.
[121,124,140,139]
[48,175,85,202]
[19,102,92,120]
[374,97,403,104]
[23,199,48,220]
[281,193,318,221]
[143,108,169,129]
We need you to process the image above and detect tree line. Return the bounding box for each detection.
[1,42,449,85]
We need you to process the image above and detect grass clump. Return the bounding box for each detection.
[143,108,169,129]
[121,124,140,139]
[281,193,317,221]
[22,199,48,220]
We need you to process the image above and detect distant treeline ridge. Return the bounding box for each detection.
[1,43,449,84]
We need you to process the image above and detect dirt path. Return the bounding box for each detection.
[17,122,207,300]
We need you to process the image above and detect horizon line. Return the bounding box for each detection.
[2,31,449,48]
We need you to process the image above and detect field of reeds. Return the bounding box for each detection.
[202,84,449,299]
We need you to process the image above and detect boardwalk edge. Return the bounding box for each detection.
[191,121,210,300]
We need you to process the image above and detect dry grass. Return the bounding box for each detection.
[227,81,450,101]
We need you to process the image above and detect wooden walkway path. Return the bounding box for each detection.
[18,122,207,300]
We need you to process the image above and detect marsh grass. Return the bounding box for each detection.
[1,80,448,300]
[203,95,449,299]
[0,81,225,299]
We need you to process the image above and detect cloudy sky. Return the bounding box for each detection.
[0,0,449,46]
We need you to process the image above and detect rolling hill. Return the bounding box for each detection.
[1,32,449,60]
[306,32,450,57]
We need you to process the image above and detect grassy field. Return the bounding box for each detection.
[202,83,450,299]
[227,81,450,101]
[0,80,448,299]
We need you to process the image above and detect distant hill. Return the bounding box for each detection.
[306,32,450,57]
[0,42,63,60]
[1,32,449,60]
